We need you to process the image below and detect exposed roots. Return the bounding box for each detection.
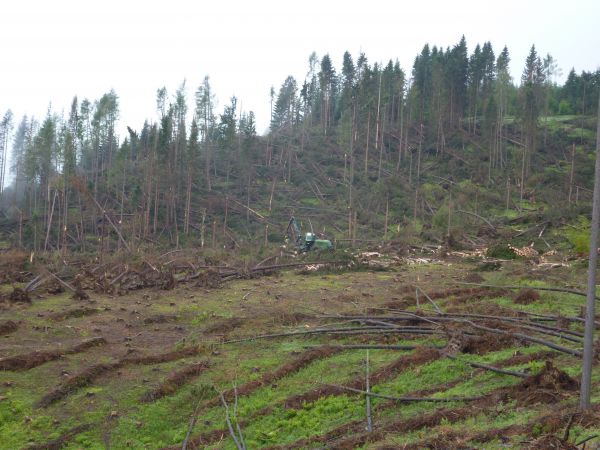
[508,361,580,406]
[196,268,222,288]
[0,319,19,334]
[443,327,518,356]
[514,288,541,305]
[8,287,30,303]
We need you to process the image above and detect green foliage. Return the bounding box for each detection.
[565,217,591,254]
[486,244,516,259]
[558,99,573,115]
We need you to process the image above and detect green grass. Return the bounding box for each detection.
[2,258,599,449]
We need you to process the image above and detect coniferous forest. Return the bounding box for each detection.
[0,37,599,253]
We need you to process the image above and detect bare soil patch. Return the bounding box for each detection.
[203,317,244,335]
[274,311,314,326]
[48,307,100,321]
[0,337,107,371]
[463,272,485,283]
[462,332,519,355]
[143,314,177,325]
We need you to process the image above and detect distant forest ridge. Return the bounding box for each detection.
[0,36,598,252]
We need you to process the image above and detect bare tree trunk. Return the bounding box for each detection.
[580,93,600,410]
[377,111,385,181]
[417,124,423,181]
[375,71,382,155]
[44,189,58,252]
[413,187,418,225]
[200,209,206,248]
[78,193,85,252]
[18,209,23,248]
[365,112,370,174]
[223,196,228,240]
[384,194,389,238]
[568,143,575,203]
[184,170,192,235]
[212,220,217,249]
[268,177,277,212]
[352,210,357,246]
[520,146,526,203]
[397,101,404,172]
[153,180,159,235]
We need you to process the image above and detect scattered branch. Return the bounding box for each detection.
[456,282,600,301]
[456,209,496,230]
[320,383,483,403]
[445,355,528,378]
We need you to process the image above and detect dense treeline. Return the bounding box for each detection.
[0,36,598,252]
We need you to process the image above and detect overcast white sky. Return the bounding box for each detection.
[1,0,599,139]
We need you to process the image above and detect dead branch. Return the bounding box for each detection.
[223,326,444,344]
[365,350,373,432]
[463,320,582,357]
[47,271,77,293]
[219,390,245,450]
[415,286,443,314]
[303,344,446,351]
[181,398,204,450]
[250,260,347,272]
[445,355,528,378]
[320,383,483,403]
[456,210,496,230]
[456,282,600,301]
[322,313,584,341]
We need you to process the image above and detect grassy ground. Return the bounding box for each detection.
[1,254,599,449]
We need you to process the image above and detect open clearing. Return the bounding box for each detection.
[1,253,600,449]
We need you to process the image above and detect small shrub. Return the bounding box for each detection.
[486,244,516,259]
[565,217,591,255]
[566,229,590,254]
